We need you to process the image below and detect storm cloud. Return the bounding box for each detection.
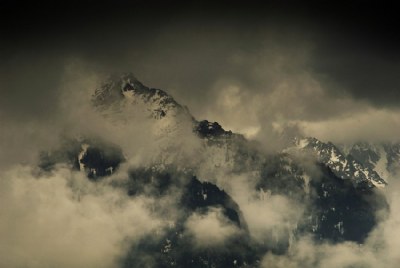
[1,1,400,145]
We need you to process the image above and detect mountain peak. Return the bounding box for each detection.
[92,73,151,104]
[295,137,387,188]
[92,73,185,119]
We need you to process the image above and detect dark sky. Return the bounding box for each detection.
[1,1,400,125]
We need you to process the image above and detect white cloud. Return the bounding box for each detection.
[299,108,400,143]
[0,165,163,268]
[185,207,240,248]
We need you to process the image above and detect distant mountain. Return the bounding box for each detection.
[38,73,388,267]
[348,141,400,180]
[292,137,387,188]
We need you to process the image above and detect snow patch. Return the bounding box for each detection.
[78,144,89,171]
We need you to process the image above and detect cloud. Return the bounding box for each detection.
[184,207,240,248]
[194,160,305,249]
[221,173,304,245]
[0,165,164,268]
[260,236,377,268]
[298,108,400,143]
[0,60,204,170]
[1,6,400,147]
[258,180,400,268]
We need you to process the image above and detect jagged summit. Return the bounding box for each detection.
[195,120,233,139]
[92,73,186,119]
[294,137,387,188]
[91,73,390,189]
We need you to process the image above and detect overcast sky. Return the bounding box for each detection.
[1,0,400,142]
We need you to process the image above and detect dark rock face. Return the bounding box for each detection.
[257,153,386,244]
[195,120,233,139]
[122,171,258,268]
[181,177,242,228]
[127,169,245,227]
[349,142,381,170]
[306,165,385,243]
[38,138,124,180]
[80,144,124,179]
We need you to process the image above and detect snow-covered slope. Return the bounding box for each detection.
[294,137,387,188]
[346,142,400,181]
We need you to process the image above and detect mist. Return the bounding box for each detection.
[1,1,400,267]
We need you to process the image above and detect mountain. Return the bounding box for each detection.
[38,73,388,267]
[92,73,189,119]
[293,137,387,188]
[347,142,400,180]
